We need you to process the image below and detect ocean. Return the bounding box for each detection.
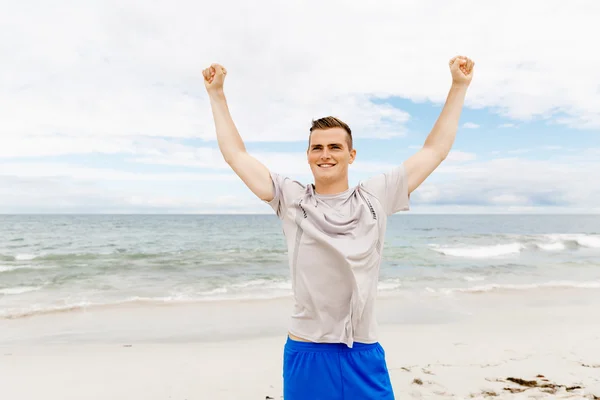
[1,214,599,322]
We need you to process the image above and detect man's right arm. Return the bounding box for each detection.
[206,78,274,203]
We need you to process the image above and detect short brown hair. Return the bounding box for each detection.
[309,116,353,150]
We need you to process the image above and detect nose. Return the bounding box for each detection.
[320,148,331,159]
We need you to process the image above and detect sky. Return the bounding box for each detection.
[1,0,599,214]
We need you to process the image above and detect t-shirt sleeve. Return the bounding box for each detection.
[360,163,410,216]
[264,171,304,219]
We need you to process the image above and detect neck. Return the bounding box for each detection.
[313,179,350,195]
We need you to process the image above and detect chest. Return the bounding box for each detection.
[293,195,381,242]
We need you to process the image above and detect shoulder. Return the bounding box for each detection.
[358,164,406,194]
[271,172,307,193]
[357,182,385,214]
[267,172,309,207]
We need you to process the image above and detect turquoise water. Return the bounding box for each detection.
[1,214,599,319]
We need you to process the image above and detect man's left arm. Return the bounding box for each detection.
[405,55,475,195]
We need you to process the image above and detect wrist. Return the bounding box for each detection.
[208,89,225,100]
[451,82,469,91]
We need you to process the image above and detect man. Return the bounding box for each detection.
[203,56,474,399]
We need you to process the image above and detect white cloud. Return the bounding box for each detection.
[0,162,238,182]
[445,151,477,162]
[131,147,400,175]
[2,0,600,213]
[0,175,259,214]
[462,122,480,129]
[2,0,600,151]
[420,151,600,210]
[505,146,563,155]
[2,149,599,213]
[0,135,140,158]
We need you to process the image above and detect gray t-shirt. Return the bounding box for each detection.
[265,164,410,347]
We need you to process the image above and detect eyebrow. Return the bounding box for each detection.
[311,143,344,148]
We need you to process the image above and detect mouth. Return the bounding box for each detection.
[317,163,336,169]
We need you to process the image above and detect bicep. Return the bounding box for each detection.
[404,147,445,194]
[227,151,274,202]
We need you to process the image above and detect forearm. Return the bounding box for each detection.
[423,83,468,159]
[208,89,247,163]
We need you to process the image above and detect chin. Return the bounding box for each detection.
[317,173,339,182]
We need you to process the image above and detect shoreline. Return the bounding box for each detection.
[2,287,600,344]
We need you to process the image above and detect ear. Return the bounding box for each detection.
[348,148,357,164]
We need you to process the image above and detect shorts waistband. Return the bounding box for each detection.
[285,336,379,352]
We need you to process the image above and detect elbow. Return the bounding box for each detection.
[424,145,448,162]
[223,155,234,165]
[223,150,244,166]
[432,146,449,162]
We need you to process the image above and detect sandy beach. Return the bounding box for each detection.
[2,288,599,399]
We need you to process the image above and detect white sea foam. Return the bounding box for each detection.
[543,234,600,249]
[0,265,20,273]
[430,243,524,258]
[463,276,486,282]
[437,280,600,295]
[0,301,93,319]
[229,279,269,288]
[378,279,403,291]
[3,278,597,319]
[203,287,228,295]
[0,278,409,319]
[15,254,37,261]
[536,242,566,251]
[207,279,294,293]
[0,286,43,295]
[0,265,52,273]
[429,233,600,258]
[211,279,403,295]
[229,279,291,290]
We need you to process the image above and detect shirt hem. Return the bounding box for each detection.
[287,329,378,345]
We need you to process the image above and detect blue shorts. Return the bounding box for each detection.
[283,336,395,399]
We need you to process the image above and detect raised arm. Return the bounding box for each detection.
[203,63,274,202]
[404,55,475,194]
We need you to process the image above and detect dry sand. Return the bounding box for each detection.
[1,293,599,399]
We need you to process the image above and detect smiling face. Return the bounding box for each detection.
[307,127,357,194]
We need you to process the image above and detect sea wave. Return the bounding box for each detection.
[0,286,43,295]
[229,279,292,290]
[0,293,293,319]
[429,233,600,258]
[0,253,44,261]
[378,279,403,291]
[430,243,524,258]
[542,234,600,249]
[0,265,53,273]
[0,279,408,319]
[435,280,600,295]
[1,248,288,265]
[463,276,486,282]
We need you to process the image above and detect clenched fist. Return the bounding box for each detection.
[203,63,227,93]
[449,55,474,87]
